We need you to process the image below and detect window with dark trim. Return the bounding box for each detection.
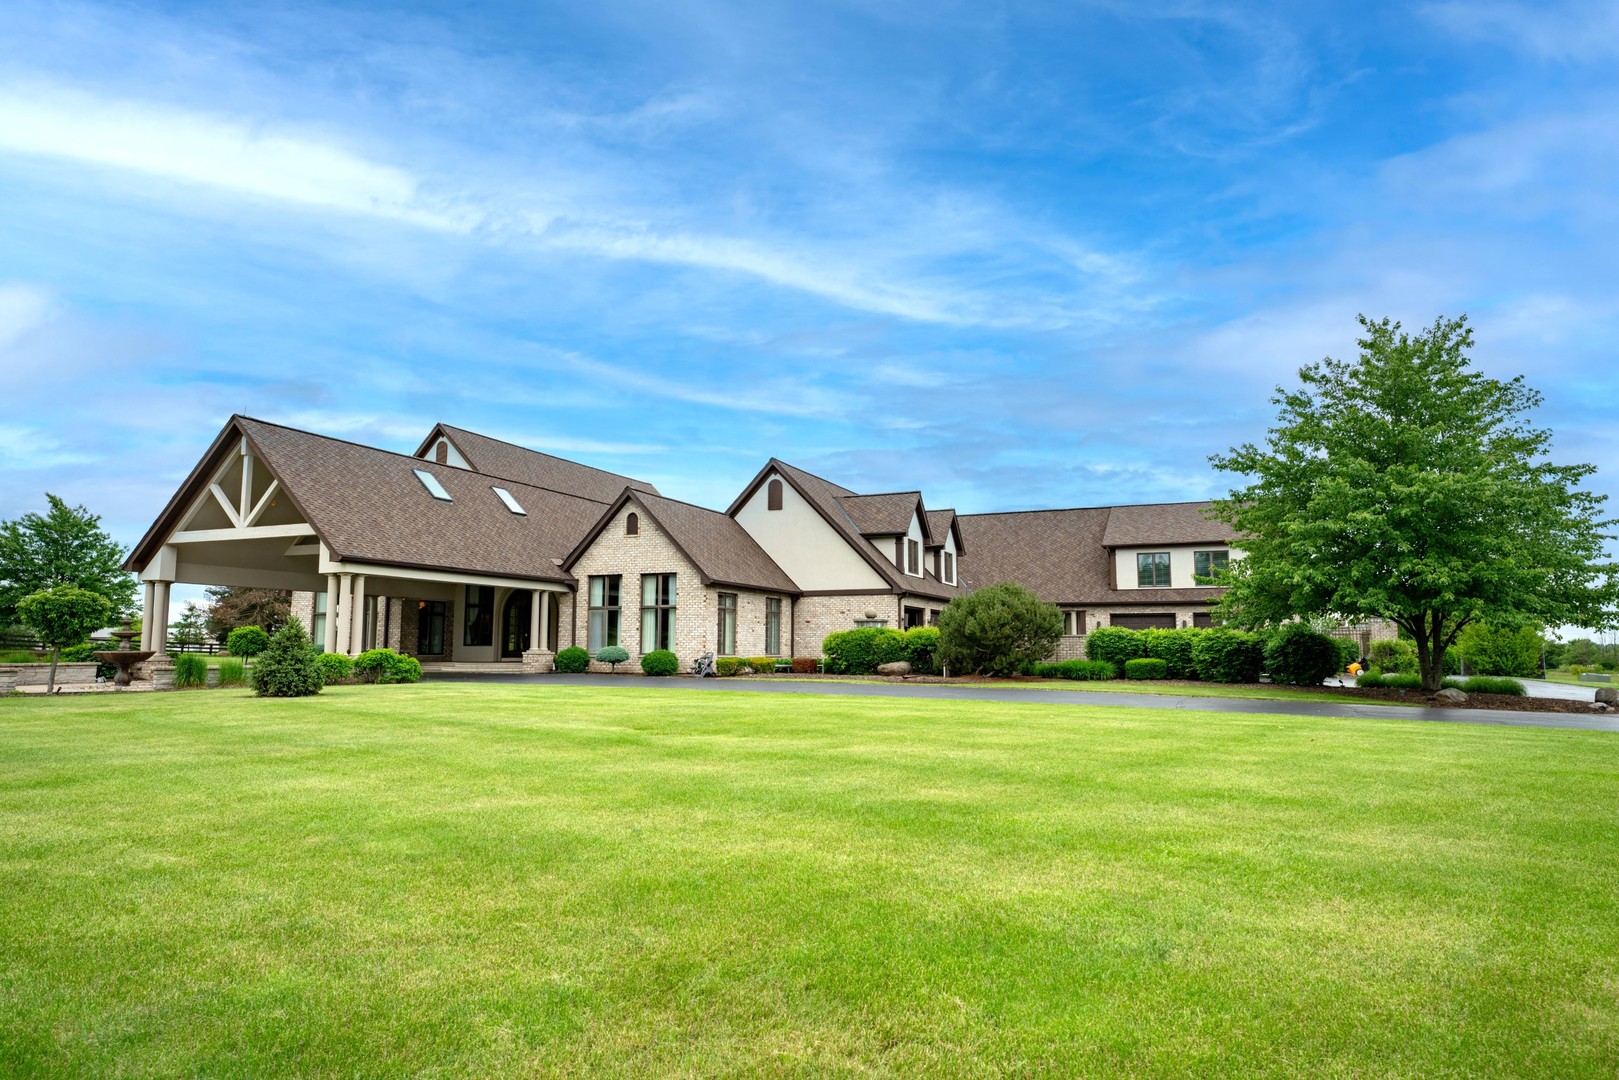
[588,575,621,651]
[311,591,328,652]
[626,512,639,536]
[767,478,783,510]
[717,592,737,655]
[417,600,446,655]
[1136,552,1171,588]
[765,597,782,655]
[903,605,925,629]
[1063,609,1086,636]
[927,609,941,626]
[942,550,955,585]
[906,538,921,575]
[641,573,677,651]
[463,585,494,646]
[1193,549,1230,580]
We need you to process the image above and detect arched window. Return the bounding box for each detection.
[435,441,448,464]
[767,478,783,510]
[626,512,639,536]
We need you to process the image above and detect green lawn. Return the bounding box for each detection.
[1544,669,1613,688]
[757,675,1374,705]
[3,685,1617,1076]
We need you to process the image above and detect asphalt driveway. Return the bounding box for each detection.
[424,671,1619,734]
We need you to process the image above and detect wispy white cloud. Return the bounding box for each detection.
[1420,1,1619,62]
[0,282,54,348]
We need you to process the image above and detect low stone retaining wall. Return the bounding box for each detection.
[0,662,99,686]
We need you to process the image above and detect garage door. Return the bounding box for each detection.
[1110,612,1176,630]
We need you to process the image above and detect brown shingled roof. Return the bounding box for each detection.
[924,508,960,552]
[565,489,799,594]
[956,506,1223,607]
[418,423,658,503]
[1100,501,1228,547]
[838,491,924,538]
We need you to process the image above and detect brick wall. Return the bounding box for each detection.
[791,594,897,660]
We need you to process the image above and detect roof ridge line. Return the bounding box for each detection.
[439,422,657,490]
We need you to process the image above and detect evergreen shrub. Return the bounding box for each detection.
[641,649,679,676]
[715,657,742,676]
[744,657,779,673]
[1085,626,1144,667]
[1123,657,1168,680]
[595,645,630,672]
[555,646,590,673]
[1263,624,1342,686]
[250,622,323,697]
[937,583,1063,677]
[1192,629,1264,683]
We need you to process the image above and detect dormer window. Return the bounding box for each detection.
[413,469,452,501]
[905,538,920,575]
[767,478,783,510]
[491,486,525,515]
[626,512,639,535]
[1137,552,1171,588]
[943,550,955,585]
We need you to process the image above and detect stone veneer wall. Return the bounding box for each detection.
[1,662,99,686]
[569,501,791,671]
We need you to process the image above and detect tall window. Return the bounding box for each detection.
[906,538,920,575]
[1136,552,1171,588]
[1063,610,1086,636]
[767,478,783,510]
[942,550,955,585]
[311,591,328,652]
[625,512,639,536]
[716,592,737,655]
[1193,549,1230,580]
[903,606,925,629]
[765,597,782,655]
[417,600,445,655]
[642,574,677,651]
[463,585,494,645]
[588,575,621,651]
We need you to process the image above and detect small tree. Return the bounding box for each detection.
[0,495,136,625]
[15,586,111,693]
[595,645,629,673]
[937,583,1063,676]
[1212,315,1619,690]
[226,625,271,659]
[204,586,291,639]
[1455,624,1544,678]
[249,622,323,697]
[169,603,209,650]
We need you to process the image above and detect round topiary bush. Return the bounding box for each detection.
[352,648,421,684]
[315,651,354,685]
[250,622,323,697]
[1123,657,1168,680]
[1191,629,1265,683]
[595,645,630,672]
[226,625,270,658]
[1263,624,1342,686]
[555,646,590,673]
[1085,625,1145,668]
[641,649,679,676]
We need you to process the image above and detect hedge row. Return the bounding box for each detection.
[822,626,941,675]
[1070,623,1358,686]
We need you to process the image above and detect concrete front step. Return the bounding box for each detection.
[418,662,531,675]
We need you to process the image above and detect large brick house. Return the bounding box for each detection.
[123,416,1245,673]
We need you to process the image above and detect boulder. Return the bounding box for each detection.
[1595,687,1618,705]
[876,661,913,677]
[1591,701,1611,713]
[1433,687,1467,705]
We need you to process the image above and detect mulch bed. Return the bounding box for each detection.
[738,673,1603,713]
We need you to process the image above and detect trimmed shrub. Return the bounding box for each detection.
[1264,624,1342,686]
[1192,629,1264,683]
[1085,626,1145,668]
[251,622,323,697]
[172,653,208,688]
[1032,659,1117,681]
[60,641,116,680]
[226,625,270,658]
[352,648,421,684]
[937,583,1063,677]
[1140,627,1200,679]
[314,651,354,685]
[641,649,679,676]
[791,657,818,674]
[1356,668,1386,688]
[822,627,908,675]
[902,626,942,675]
[217,657,247,686]
[1456,624,1543,678]
[715,657,743,676]
[555,646,590,673]
[1123,657,1169,680]
[596,645,630,672]
[744,657,779,673]
[1460,675,1527,696]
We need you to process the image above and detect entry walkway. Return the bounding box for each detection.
[424,672,1619,734]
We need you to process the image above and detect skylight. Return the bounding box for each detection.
[413,469,452,501]
[491,486,526,515]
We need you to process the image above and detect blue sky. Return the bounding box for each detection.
[1,0,1616,616]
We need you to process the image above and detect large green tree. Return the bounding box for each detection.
[203,586,291,640]
[0,494,137,626]
[1210,315,1618,691]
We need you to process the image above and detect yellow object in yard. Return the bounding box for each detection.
[1348,662,1362,676]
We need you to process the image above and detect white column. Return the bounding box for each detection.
[541,591,554,651]
[529,590,542,652]
[152,582,171,654]
[323,575,340,654]
[140,581,156,651]
[348,575,366,656]
[334,573,353,656]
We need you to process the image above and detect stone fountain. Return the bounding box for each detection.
[94,618,155,687]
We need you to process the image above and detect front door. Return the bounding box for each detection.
[501,592,532,658]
